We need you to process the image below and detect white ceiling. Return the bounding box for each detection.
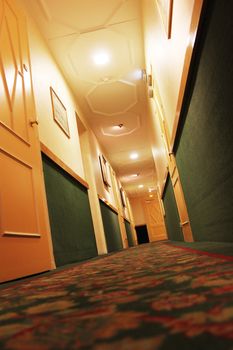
[23,0,157,196]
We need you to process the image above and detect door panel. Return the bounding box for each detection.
[143,194,167,242]
[0,18,16,104]
[0,0,54,282]
[169,153,193,242]
[0,149,38,235]
[0,70,11,126]
[158,87,194,242]
[163,176,184,241]
[13,72,28,140]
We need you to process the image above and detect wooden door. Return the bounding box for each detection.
[143,194,167,242]
[0,0,55,282]
[168,153,193,242]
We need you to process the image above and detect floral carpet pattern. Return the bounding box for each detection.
[0,242,233,350]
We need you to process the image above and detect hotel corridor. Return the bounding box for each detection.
[1,0,233,348]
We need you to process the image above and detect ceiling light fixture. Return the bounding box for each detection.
[149,187,156,192]
[132,173,139,177]
[130,152,138,160]
[112,124,124,131]
[138,184,144,188]
[101,76,110,82]
[93,52,110,65]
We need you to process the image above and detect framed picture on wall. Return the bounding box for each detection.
[50,87,70,138]
[156,0,173,39]
[99,154,111,187]
[106,161,112,189]
[120,187,127,208]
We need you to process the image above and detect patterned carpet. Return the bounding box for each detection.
[0,242,233,350]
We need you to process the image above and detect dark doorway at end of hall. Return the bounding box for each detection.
[135,225,149,244]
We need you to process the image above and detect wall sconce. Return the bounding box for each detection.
[142,69,147,82]
[148,86,154,98]
[147,74,153,87]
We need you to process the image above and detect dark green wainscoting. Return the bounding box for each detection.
[163,176,184,241]
[99,200,123,253]
[124,219,134,247]
[42,154,98,267]
[174,0,233,242]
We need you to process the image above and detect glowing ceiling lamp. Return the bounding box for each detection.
[130,152,138,160]
[93,52,110,65]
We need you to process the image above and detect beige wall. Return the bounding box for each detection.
[77,127,107,254]
[147,98,168,195]
[142,0,195,137]
[24,5,123,210]
[88,129,117,208]
[142,0,201,193]
[26,16,84,177]
[19,4,132,255]
[114,178,131,222]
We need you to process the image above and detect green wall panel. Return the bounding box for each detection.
[99,200,123,252]
[175,0,233,242]
[163,177,184,241]
[42,154,98,267]
[124,220,134,247]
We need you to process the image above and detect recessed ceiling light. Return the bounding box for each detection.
[138,184,144,188]
[149,194,153,198]
[130,152,138,160]
[111,124,125,132]
[101,76,110,82]
[93,52,109,65]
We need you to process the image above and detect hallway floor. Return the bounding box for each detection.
[1,242,233,349]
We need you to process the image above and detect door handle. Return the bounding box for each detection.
[30,119,39,126]
[180,221,189,227]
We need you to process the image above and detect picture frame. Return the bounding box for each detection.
[99,154,111,187]
[156,0,173,39]
[120,187,127,208]
[50,87,70,137]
